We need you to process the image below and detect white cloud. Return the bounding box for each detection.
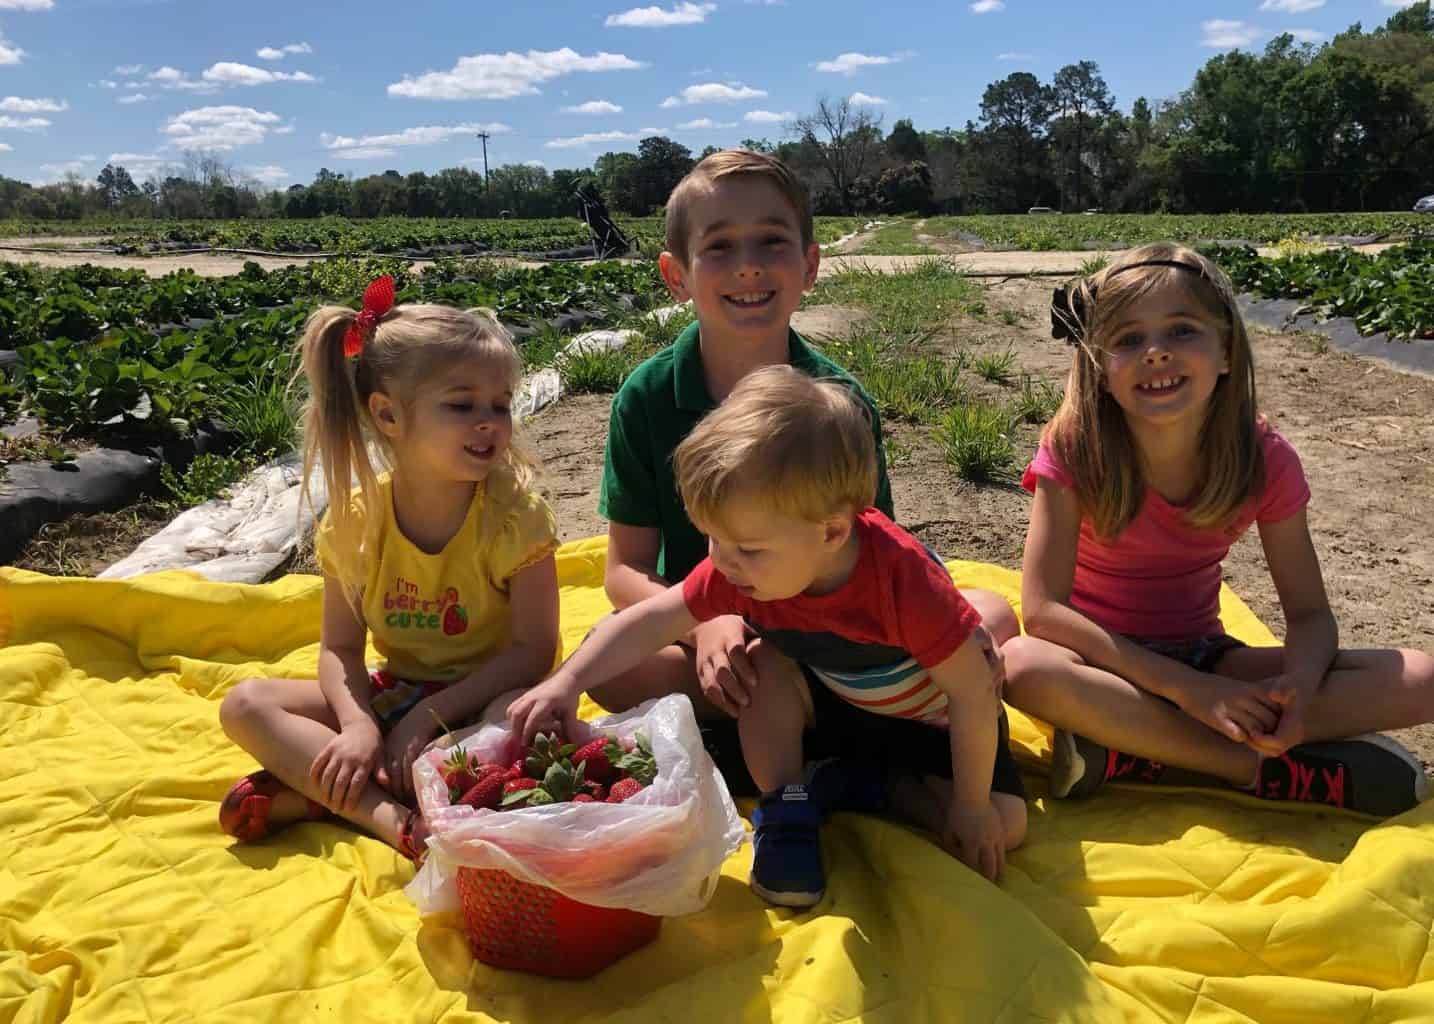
[107,151,169,177]
[0,114,49,129]
[562,99,623,114]
[328,146,395,160]
[0,0,53,9]
[146,66,218,92]
[1382,0,1417,6]
[0,95,65,112]
[256,42,311,60]
[245,164,290,184]
[0,143,9,151]
[545,129,643,148]
[524,159,547,168]
[1202,19,1261,48]
[676,117,734,129]
[849,92,887,105]
[0,32,24,64]
[118,93,150,104]
[997,51,1034,61]
[114,64,145,76]
[98,80,118,89]
[605,1,715,27]
[743,109,792,123]
[321,121,511,159]
[814,52,899,75]
[970,0,1004,12]
[388,47,644,101]
[163,106,282,149]
[148,66,183,82]
[1288,28,1326,42]
[203,62,318,86]
[40,159,90,179]
[668,81,766,105]
[1259,0,1324,10]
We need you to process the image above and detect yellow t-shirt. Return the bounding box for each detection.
[316,471,558,682]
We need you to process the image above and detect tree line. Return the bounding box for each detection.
[4,2,1431,221]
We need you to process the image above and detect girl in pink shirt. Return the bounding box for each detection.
[1003,243,1434,817]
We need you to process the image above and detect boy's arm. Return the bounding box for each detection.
[605,523,669,608]
[927,628,1005,881]
[507,584,699,743]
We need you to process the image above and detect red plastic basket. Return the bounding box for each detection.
[455,866,661,978]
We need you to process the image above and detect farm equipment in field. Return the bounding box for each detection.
[573,183,632,259]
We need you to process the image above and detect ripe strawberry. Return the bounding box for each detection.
[457,771,506,810]
[572,793,597,803]
[606,778,645,803]
[442,745,478,799]
[442,603,469,636]
[571,738,618,784]
[501,777,540,808]
[505,759,527,780]
[583,780,608,802]
[611,732,657,785]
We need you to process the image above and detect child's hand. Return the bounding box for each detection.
[310,718,384,812]
[943,799,1006,882]
[1177,673,1281,745]
[384,709,440,802]
[693,615,758,717]
[506,676,581,747]
[1244,679,1309,757]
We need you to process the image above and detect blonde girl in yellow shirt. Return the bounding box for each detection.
[218,278,559,862]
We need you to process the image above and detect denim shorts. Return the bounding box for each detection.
[367,668,448,733]
[1128,634,1247,674]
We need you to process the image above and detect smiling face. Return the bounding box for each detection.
[658,174,820,344]
[370,351,514,485]
[1097,280,1231,431]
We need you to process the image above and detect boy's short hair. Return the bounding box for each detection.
[665,149,814,264]
[674,364,877,529]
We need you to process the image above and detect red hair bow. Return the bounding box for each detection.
[342,275,396,358]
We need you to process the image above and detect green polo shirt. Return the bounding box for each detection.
[598,320,894,583]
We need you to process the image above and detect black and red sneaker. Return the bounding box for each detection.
[1255,735,1430,817]
[1049,730,1167,799]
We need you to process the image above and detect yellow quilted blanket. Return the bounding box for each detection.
[4,536,1433,1023]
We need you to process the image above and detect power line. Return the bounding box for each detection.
[476,131,491,190]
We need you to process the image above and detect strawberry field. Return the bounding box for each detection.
[0,257,664,438]
[1205,239,1434,341]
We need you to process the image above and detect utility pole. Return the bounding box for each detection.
[476,131,491,191]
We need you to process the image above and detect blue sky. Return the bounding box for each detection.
[0,0,1417,189]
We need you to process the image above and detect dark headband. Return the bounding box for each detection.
[1050,259,1207,345]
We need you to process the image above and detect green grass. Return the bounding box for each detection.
[218,371,301,457]
[972,347,1017,384]
[855,219,940,256]
[935,401,1018,482]
[1011,374,1063,424]
[160,453,255,509]
[808,259,979,337]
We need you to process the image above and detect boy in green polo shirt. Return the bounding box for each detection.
[592,149,1016,804]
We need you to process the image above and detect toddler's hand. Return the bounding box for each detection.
[943,799,1006,882]
[1244,679,1308,757]
[506,676,581,746]
[693,615,757,718]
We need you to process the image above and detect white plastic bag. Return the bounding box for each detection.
[405,694,746,918]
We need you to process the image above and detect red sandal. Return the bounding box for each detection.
[397,809,428,864]
[219,770,329,842]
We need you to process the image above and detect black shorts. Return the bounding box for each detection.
[804,668,1027,799]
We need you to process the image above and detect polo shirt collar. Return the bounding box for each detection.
[672,320,818,412]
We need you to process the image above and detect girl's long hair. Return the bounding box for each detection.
[1044,243,1263,538]
[297,302,537,606]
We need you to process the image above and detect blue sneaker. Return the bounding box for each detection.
[803,757,889,816]
[749,785,825,908]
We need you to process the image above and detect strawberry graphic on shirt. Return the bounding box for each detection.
[442,603,469,636]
